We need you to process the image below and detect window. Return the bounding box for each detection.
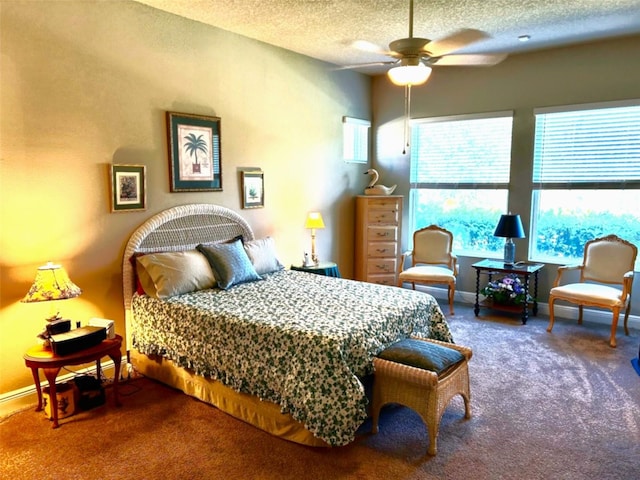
[343,116,370,163]
[409,112,513,256]
[531,100,640,268]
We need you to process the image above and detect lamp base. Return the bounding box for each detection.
[503,239,516,265]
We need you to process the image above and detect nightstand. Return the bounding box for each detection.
[24,334,123,428]
[291,261,341,278]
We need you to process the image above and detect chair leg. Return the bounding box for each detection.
[460,390,472,419]
[426,420,439,456]
[623,301,632,336]
[417,410,441,456]
[448,284,455,315]
[610,308,620,348]
[547,297,556,333]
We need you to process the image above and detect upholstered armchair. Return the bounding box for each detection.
[547,234,637,348]
[398,225,457,315]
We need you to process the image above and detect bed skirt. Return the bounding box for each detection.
[130,349,330,447]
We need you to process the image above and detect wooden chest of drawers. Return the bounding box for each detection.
[354,195,403,286]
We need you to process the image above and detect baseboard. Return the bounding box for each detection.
[418,285,640,330]
[0,356,128,418]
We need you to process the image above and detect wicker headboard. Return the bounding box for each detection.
[122,204,255,350]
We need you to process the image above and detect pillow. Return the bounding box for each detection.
[243,237,284,275]
[136,250,216,299]
[197,239,262,290]
[378,338,464,375]
[130,251,160,295]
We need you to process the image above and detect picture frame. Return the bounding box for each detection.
[166,111,222,192]
[110,164,146,212]
[241,170,264,209]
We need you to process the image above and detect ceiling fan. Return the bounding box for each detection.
[339,0,507,85]
[339,0,507,153]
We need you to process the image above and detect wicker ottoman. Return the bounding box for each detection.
[371,337,472,455]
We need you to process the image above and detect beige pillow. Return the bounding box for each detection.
[136,250,216,299]
[243,237,284,275]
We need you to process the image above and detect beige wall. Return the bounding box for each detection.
[0,2,371,393]
[372,34,640,311]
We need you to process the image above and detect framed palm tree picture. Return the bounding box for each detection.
[241,170,264,209]
[166,111,222,192]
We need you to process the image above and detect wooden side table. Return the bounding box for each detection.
[24,334,123,428]
[472,260,544,324]
[291,261,341,278]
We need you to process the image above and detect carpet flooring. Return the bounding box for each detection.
[1,304,639,480]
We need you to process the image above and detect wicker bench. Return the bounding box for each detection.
[371,337,472,455]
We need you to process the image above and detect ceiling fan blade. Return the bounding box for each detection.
[431,53,508,66]
[423,28,491,57]
[332,61,398,71]
[351,40,396,57]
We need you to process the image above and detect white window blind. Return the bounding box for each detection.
[343,116,370,163]
[411,112,513,186]
[533,101,640,184]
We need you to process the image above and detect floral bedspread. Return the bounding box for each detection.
[131,269,452,446]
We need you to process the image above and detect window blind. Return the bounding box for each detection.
[410,113,513,186]
[533,102,640,184]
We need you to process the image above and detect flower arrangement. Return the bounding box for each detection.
[481,274,533,306]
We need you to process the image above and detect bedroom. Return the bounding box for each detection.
[1,0,639,437]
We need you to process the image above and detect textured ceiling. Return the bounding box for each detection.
[135,0,640,73]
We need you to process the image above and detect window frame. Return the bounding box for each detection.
[342,116,371,164]
[408,111,514,257]
[530,99,640,267]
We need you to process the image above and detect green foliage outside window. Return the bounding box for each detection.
[534,211,640,262]
[413,199,640,266]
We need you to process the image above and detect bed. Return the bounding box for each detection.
[122,203,453,447]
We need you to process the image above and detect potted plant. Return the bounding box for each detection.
[481,274,533,306]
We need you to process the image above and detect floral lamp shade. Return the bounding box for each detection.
[22,262,82,305]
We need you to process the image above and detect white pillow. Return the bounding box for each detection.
[136,250,216,299]
[243,237,284,275]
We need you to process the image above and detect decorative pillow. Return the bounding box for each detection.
[378,338,464,375]
[136,250,216,299]
[243,237,284,275]
[197,239,262,290]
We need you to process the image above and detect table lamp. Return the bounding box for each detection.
[22,262,82,324]
[304,212,325,266]
[493,214,525,266]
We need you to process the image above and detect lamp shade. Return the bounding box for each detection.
[304,212,325,230]
[22,262,82,303]
[387,63,432,86]
[493,214,525,239]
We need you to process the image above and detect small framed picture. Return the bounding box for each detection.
[167,111,222,192]
[241,170,264,209]
[110,164,146,212]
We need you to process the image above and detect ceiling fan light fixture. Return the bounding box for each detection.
[387,62,432,86]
